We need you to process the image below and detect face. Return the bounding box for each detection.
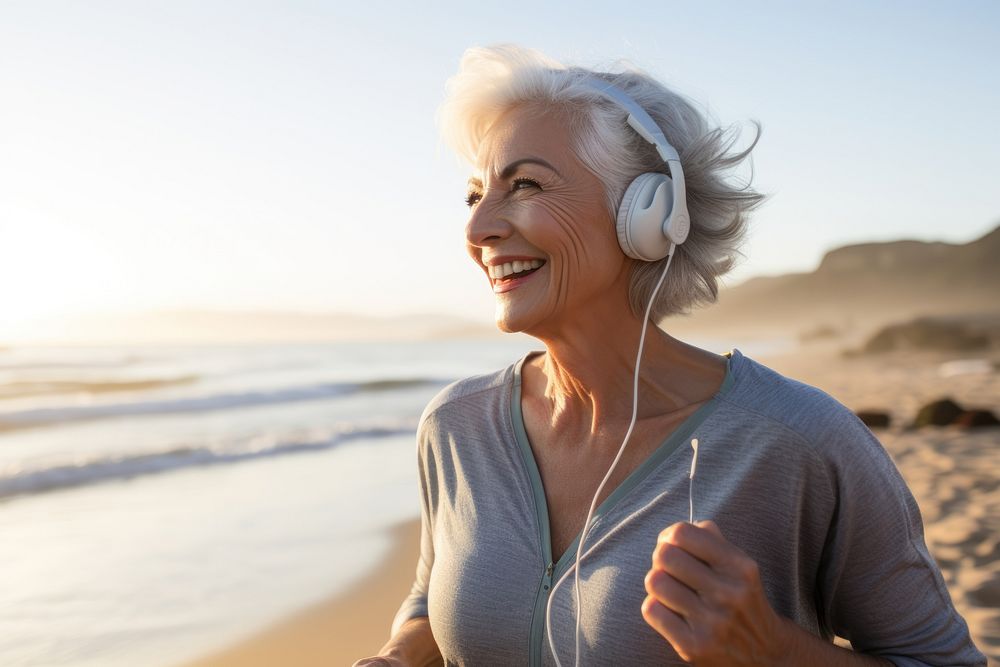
[465,106,631,335]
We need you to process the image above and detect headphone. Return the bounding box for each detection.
[584,78,690,262]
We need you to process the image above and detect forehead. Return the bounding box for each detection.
[473,105,578,177]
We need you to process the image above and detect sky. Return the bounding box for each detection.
[1,1,998,339]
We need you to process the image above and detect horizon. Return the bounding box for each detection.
[3,2,999,343]
[5,221,997,347]
[3,221,997,345]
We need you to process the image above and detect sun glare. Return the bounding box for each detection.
[0,212,120,338]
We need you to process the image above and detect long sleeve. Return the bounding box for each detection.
[815,419,986,666]
[391,417,437,636]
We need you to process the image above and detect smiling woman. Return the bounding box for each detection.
[463,105,624,335]
[353,45,985,667]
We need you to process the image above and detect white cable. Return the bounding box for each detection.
[546,245,676,667]
[688,438,699,524]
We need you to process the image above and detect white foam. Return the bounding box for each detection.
[0,419,416,499]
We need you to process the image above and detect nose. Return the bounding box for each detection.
[465,200,513,249]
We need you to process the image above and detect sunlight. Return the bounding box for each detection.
[0,208,120,336]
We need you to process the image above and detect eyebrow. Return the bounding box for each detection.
[467,157,560,188]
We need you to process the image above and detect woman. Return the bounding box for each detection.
[356,45,985,666]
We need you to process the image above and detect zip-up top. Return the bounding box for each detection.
[392,349,985,666]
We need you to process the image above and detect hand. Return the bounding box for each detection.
[641,520,787,665]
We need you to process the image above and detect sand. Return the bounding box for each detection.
[184,344,1000,665]
[180,520,421,667]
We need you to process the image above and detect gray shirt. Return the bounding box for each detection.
[393,350,985,666]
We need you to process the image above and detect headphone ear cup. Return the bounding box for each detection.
[616,172,674,262]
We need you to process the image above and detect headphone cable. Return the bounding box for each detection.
[545,243,676,667]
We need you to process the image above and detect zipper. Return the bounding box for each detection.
[512,359,557,667]
[513,352,734,666]
[529,560,555,666]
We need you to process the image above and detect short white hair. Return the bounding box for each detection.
[439,44,765,319]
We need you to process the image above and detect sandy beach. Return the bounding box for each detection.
[180,519,422,667]
[182,344,1000,665]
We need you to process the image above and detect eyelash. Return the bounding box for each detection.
[464,178,541,208]
[511,177,540,191]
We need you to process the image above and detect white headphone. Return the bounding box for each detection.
[585,78,690,261]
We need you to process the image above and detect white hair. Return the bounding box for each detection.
[439,44,766,319]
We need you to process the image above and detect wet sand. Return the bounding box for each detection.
[179,520,421,667]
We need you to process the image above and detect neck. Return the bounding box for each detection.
[525,295,711,436]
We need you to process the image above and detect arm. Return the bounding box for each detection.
[642,521,892,666]
[355,415,443,666]
[774,617,890,667]
[353,617,442,667]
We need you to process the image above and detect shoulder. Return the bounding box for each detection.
[417,359,517,432]
[719,349,899,483]
[720,349,865,445]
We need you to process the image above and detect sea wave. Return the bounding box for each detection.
[0,375,199,400]
[0,420,417,500]
[0,356,144,370]
[0,377,448,432]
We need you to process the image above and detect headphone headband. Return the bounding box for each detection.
[579,76,690,256]
[582,77,681,163]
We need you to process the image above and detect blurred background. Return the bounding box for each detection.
[1,1,998,665]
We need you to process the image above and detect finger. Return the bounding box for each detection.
[696,519,724,539]
[658,520,738,569]
[651,534,716,592]
[690,521,764,596]
[641,594,693,657]
[644,567,704,618]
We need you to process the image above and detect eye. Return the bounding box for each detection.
[512,177,540,192]
[465,190,483,208]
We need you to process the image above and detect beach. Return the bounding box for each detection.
[180,342,1000,665]
[181,520,421,667]
[0,339,535,667]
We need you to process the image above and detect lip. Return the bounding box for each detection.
[493,268,541,294]
[485,256,546,294]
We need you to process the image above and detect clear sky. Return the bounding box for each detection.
[1,1,998,337]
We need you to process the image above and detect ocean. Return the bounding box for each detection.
[0,334,790,666]
[0,338,540,667]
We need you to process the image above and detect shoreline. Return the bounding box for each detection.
[179,518,421,667]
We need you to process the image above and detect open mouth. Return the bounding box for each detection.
[488,259,545,283]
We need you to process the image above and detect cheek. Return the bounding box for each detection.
[522,194,616,263]
[521,195,625,311]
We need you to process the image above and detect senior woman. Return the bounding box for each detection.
[355,46,984,666]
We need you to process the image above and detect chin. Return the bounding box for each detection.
[494,299,562,337]
[493,313,523,334]
[493,303,536,335]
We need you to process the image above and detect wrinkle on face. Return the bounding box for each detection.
[467,105,630,336]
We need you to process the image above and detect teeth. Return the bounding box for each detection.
[488,259,544,280]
